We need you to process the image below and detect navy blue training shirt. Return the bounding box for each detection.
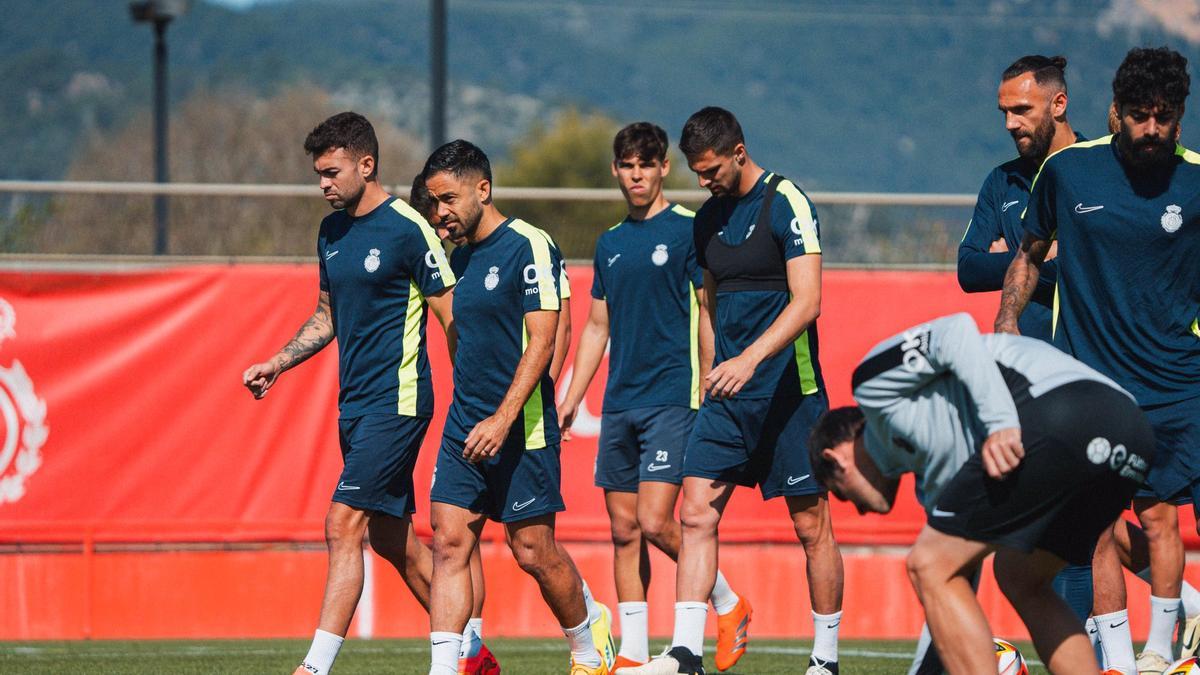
[693,172,825,399]
[591,203,703,412]
[1023,135,1200,406]
[444,219,562,448]
[317,196,456,418]
[957,136,1086,341]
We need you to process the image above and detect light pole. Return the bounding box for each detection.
[129,0,189,255]
[431,0,447,151]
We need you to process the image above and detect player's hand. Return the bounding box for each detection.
[988,237,1009,253]
[1044,240,1059,262]
[557,399,578,442]
[981,427,1024,479]
[464,413,512,463]
[242,360,282,399]
[705,354,757,400]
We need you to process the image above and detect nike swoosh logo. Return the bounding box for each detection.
[1110,619,1128,628]
[1001,200,1020,212]
[325,250,339,260]
[827,621,841,629]
[607,254,621,266]
[512,498,536,511]
[337,481,360,491]
[787,474,810,485]
[646,463,671,472]
[931,507,956,517]
[1075,203,1104,214]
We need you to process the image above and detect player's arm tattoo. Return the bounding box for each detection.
[275,290,334,370]
[994,234,1051,334]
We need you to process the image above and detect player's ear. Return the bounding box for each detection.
[611,161,620,178]
[358,154,376,181]
[661,156,671,177]
[820,447,850,474]
[1051,91,1068,118]
[476,177,492,204]
[733,144,747,165]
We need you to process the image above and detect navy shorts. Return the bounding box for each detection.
[683,392,827,499]
[1135,394,1200,507]
[334,413,430,518]
[595,405,694,492]
[430,431,565,523]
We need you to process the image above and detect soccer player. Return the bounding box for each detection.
[557,122,746,671]
[812,313,1154,675]
[628,108,843,675]
[996,46,1200,674]
[241,112,459,675]
[421,140,609,675]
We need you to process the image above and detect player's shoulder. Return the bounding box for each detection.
[772,175,816,212]
[507,219,558,257]
[1045,134,1114,168]
[382,198,437,236]
[1175,143,1200,168]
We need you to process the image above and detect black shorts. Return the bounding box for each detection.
[928,380,1155,566]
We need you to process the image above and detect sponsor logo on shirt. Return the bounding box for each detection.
[425,250,443,280]
[325,250,339,261]
[607,254,621,267]
[1074,203,1104,214]
[1001,200,1020,212]
[900,327,931,373]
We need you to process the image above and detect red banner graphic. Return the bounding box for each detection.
[0,263,1192,546]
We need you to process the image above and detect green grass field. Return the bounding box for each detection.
[0,638,1051,674]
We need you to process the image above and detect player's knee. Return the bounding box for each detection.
[790,508,831,548]
[324,509,366,549]
[905,547,942,595]
[637,511,674,546]
[508,537,556,578]
[609,513,641,549]
[431,528,472,566]
[679,500,719,536]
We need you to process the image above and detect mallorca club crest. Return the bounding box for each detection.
[651,244,669,266]
[1162,205,1183,233]
[0,298,47,505]
[364,248,382,273]
[484,266,501,291]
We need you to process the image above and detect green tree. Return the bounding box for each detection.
[496,108,694,259]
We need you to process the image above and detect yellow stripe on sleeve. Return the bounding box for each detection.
[391,199,457,286]
[508,219,561,311]
[396,280,424,416]
[776,180,821,254]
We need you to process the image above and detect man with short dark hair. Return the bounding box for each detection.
[558,122,746,670]
[812,313,1154,675]
[997,46,1200,674]
[628,108,843,675]
[422,140,610,675]
[242,112,459,675]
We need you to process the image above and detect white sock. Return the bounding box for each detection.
[581,578,602,624]
[710,571,739,615]
[564,616,601,667]
[1135,565,1200,618]
[1147,595,1181,657]
[429,631,462,675]
[301,629,343,675]
[460,618,483,659]
[1184,581,1200,618]
[671,601,708,657]
[1086,616,1104,667]
[1095,609,1136,674]
[617,601,649,663]
[811,610,842,663]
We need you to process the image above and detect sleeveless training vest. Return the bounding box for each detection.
[695,173,788,293]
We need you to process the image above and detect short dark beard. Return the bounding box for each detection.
[1015,111,1055,163]
[1117,120,1178,171]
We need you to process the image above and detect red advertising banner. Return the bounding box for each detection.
[0,263,1191,546]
